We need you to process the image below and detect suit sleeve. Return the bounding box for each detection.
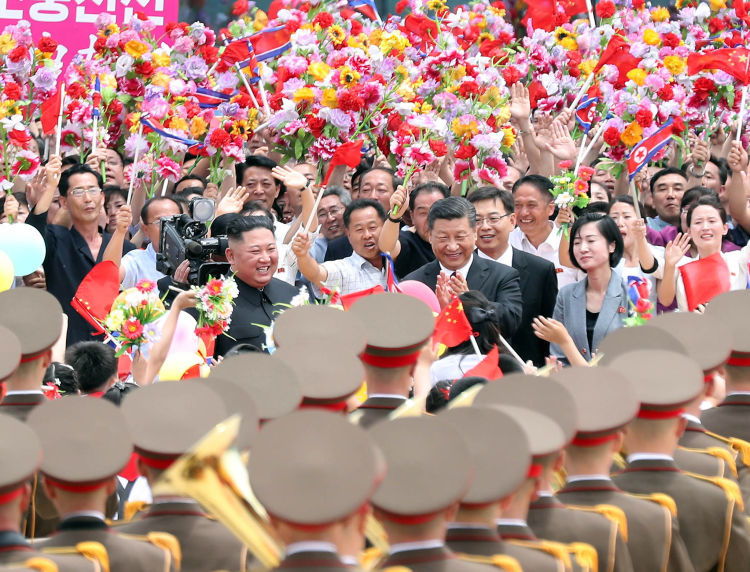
[549,290,566,362]
[491,267,523,338]
[541,263,559,319]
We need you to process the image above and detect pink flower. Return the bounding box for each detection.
[558,160,573,170]
[135,279,156,293]
[121,318,144,340]
[156,156,181,182]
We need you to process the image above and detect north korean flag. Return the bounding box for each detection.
[348,0,381,22]
[249,26,292,61]
[194,87,233,109]
[626,118,673,181]
[575,95,598,134]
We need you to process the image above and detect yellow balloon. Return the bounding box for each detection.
[0,250,14,292]
[158,352,205,381]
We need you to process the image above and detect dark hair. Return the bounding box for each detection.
[105,147,125,168]
[43,362,79,396]
[426,380,452,413]
[351,159,374,193]
[226,215,275,241]
[343,198,386,227]
[649,167,687,195]
[360,166,400,193]
[58,163,103,197]
[686,196,727,226]
[60,155,81,169]
[240,200,275,221]
[211,213,244,236]
[708,156,729,184]
[408,182,449,212]
[608,195,645,221]
[64,342,116,393]
[175,174,207,191]
[224,343,264,359]
[237,154,279,185]
[427,196,476,230]
[467,186,514,214]
[140,197,181,225]
[568,212,624,270]
[581,201,609,215]
[171,195,190,213]
[444,291,502,355]
[176,187,203,198]
[511,174,554,201]
[681,186,718,211]
[589,181,612,201]
[102,381,139,406]
[104,186,127,201]
[449,376,488,399]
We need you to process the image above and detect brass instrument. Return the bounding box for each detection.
[153,415,282,569]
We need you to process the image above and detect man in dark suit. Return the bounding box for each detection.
[404,197,523,338]
[468,187,557,366]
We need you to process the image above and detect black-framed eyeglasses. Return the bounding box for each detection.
[476,214,511,225]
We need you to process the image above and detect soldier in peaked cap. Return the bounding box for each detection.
[0,325,21,387]
[367,416,499,572]
[27,398,179,572]
[553,367,694,572]
[609,350,750,572]
[115,380,254,572]
[0,415,98,571]
[273,304,368,356]
[248,409,383,571]
[440,406,570,572]
[595,325,686,366]
[474,376,633,572]
[348,293,434,427]
[0,289,62,423]
[703,291,750,444]
[211,353,303,422]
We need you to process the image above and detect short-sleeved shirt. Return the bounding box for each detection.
[509,224,584,288]
[318,252,387,296]
[121,243,165,289]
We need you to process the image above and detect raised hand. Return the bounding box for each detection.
[664,233,691,267]
[291,231,311,258]
[532,316,572,346]
[272,165,309,190]
[115,204,132,234]
[215,186,249,217]
[436,271,453,309]
[547,121,577,162]
[728,141,749,173]
[389,185,407,220]
[509,82,531,122]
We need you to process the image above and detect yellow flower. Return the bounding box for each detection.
[480,86,502,107]
[99,74,117,89]
[413,101,433,113]
[347,34,366,50]
[230,120,250,138]
[338,65,361,88]
[427,0,446,11]
[643,29,660,46]
[247,108,259,131]
[152,52,171,68]
[710,0,726,10]
[496,105,511,125]
[0,34,16,55]
[168,117,189,133]
[452,117,479,138]
[328,25,346,45]
[369,29,383,46]
[620,122,643,147]
[307,61,331,82]
[103,23,120,36]
[253,10,268,32]
[395,65,408,78]
[150,72,170,88]
[579,60,596,75]
[190,117,208,139]
[626,68,647,86]
[451,65,466,82]
[321,88,338,108]
[489,6,506,17]
[129,113,142,133]
[560,36,578,50]
[477,32,494,44]
[124,40,149,59]
[293,87,315,104]
[397,83,416,102]
[502,127,516,148]
[650,7,669,21]
[663,55,686,75]
[380,31,411,55]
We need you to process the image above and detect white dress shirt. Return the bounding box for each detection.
[509,224,584,288]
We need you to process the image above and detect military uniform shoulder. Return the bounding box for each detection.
[561,504,628,541]
[682,472,745,512]
[676,446,737,478]
[455,552,523,572]
[626,492,678,517]
[115,531,182,571]
[39,541,108,571]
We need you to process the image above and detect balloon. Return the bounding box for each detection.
[168,312,200,355]
[0,250,13,292]
[0,223,46,277]
[397,280,441,313]
[158,352,205,381]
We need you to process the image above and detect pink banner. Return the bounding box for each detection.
[0,0,179,68]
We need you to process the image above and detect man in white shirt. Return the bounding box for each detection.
[119,197,181,289]
[509,175,584,288]
[292,199,388,297]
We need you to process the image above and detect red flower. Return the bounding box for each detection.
[198,45,219,64]
[429,139,448,157]
[387,112,403,132]
[595,0,615,18]
[502,66,522,86]
[338,92,364,112]
[662,33,680,48]
[313,12,334,28]
[635,298,652,313]
[603,127,621,147]
[632,0,644,8]
[497,31,513,45]
[480,39,506,60]
[635,109,653,128]
[37,37,58,53]
[121,318,144,340]
[306,115,326,138]
[209,128,231,148]
[8,129,30,149]
[269,92,284,111]
[708,17,725,34]
[136,279,156,293]
[120,78,144,97]
[657,84,674,101]
[232,0,248,14]
[458,81,480,98]
[377,134,390,157]
[671,117,686,134]
[8,46,27,62]
[693,77,715,101]
[455,144,478,159]
[395,0,408,12]
[3,82,21,100]
[134,61,153,77]
[558,160,573,170]
[67,83,87,99]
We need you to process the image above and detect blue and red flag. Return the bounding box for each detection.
[248,26,292,61]
[92,76,101,119]
[348,0,382,22]
[575,95,598,134]
[194,87,233,109]
[140,115,202,148]
[626,118,674,181]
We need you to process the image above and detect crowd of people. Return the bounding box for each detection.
[3,0,750,570]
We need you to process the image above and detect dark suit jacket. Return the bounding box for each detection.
[508,248,558,366]
[323,235,353,261]
[404,253,523,338]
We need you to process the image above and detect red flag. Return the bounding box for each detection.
[70,261,121,333]
[522,0,586,31]
[220,39,254,66]
[322,140,364,186]
[401,14,439,51]
[462,345,503,380]
[679,253,731,311]
[340,285,386,310]
[593,34,641,83]
[433,298,474,347]
[40,85,63,136]
[734,0,750,25]
[249,26,292,61]
[687,48,750,84]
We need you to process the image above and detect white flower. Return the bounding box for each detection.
[290,285,309,307]
[115,54,135,78]
[555,193,574,208]
[695,2,710,20]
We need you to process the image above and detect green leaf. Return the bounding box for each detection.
[294,137,304,160]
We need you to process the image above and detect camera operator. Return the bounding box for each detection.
[120,197,182,289]
[216,216,299,357]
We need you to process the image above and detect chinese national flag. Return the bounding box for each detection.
[40,85,63,136]
[340,285,386,310]
[70,261,121,333]
[463,345,503,380]
[593,34,641,82]
[433,298,474,347]
[687,48,750,84]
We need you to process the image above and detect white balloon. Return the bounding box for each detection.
[0,223,46,277]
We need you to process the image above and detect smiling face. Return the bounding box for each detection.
[430,216,477,271]
[345,206,383,263]
[226,227,278,289]
[473,198,515,257]
[572,221,615,272]
[242,166,280,208]
[651,173,686,225]
[513,183,555,237]
[60,173,104,225]
[688,204,727,257]
[317,194,346,240]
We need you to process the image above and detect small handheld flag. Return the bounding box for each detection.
[626,118,674,181]
[575,95,599,134]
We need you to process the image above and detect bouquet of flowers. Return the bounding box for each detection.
[104,279,166,356]
[623,276,653,327]
[550,161,592,237]
[192,275,239,355]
